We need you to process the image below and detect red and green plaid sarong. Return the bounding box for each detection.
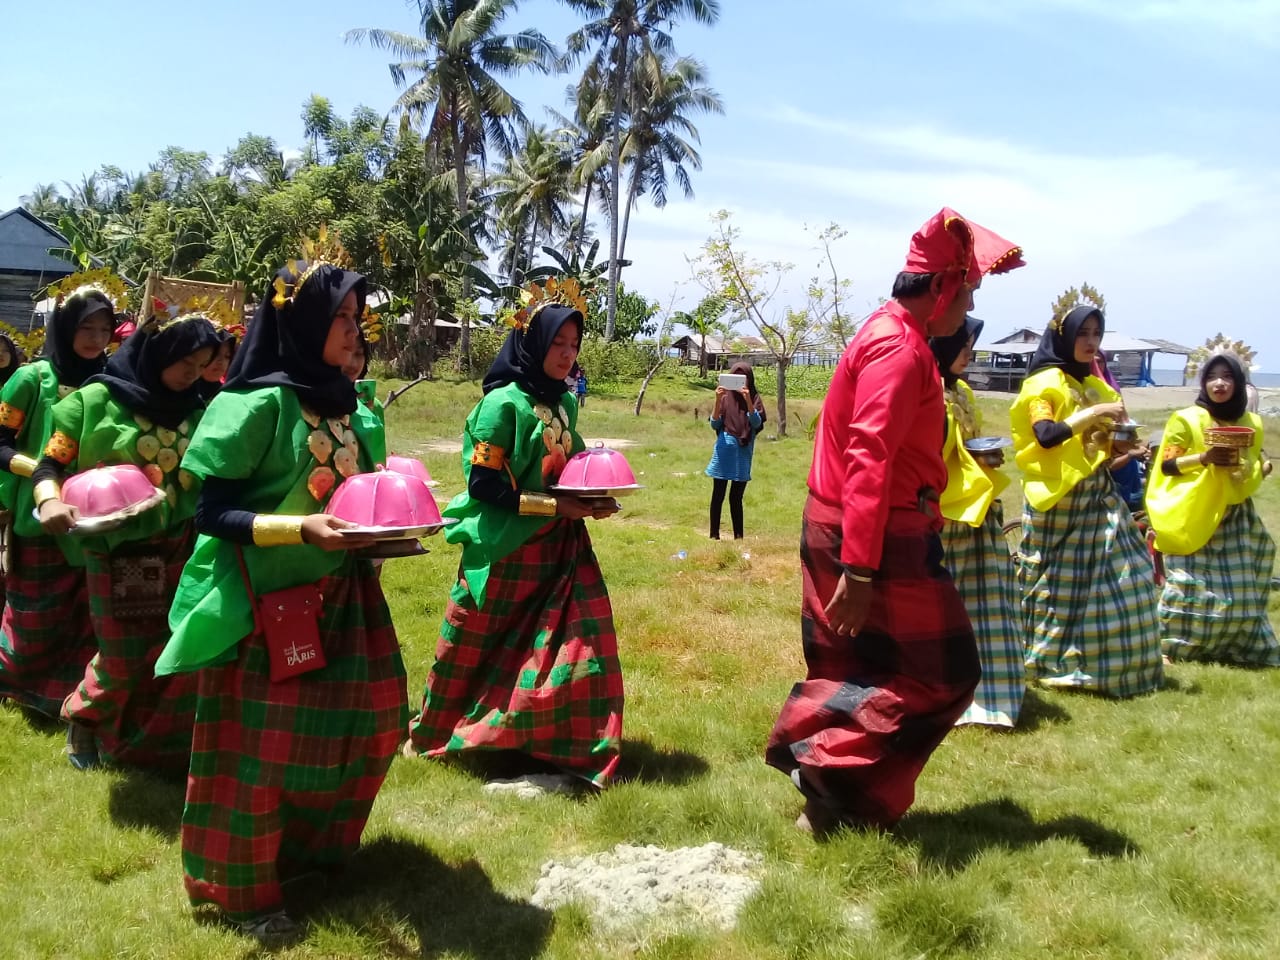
[0,534,96,719]
[61,525,197,773]
[765,496,980,829]
[182,559,407,921]
[407,518,624,787]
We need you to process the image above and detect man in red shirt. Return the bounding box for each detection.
[765,208,1024,834]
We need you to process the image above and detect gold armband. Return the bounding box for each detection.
[9,454,36,478]
[471,441,507,469]
[1064,409,1096,434]
[518,492,557,517]
[252,514,306,547]
[1175,454,1205,474]
[32,479,62,508]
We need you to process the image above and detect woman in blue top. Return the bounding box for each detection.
[706,362,766,539]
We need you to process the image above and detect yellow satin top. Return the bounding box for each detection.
[1011,368,1119,511]
[1145,406,1265,555]
[940,380,1008,526]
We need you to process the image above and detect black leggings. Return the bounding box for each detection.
[710,479,748,540]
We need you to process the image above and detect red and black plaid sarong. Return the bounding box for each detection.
[765,495,980,828]
[408,518,624,786]
[0,534,96,719]
[61,526,197,774]
[181,560,407,921]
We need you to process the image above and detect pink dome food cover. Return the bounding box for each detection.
[384,455,435,486]
[327,471,443,528]
[557,446,638,489]
[62,464,164,519]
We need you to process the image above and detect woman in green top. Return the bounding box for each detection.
[404,303,625,788]
[34,312,220,771]
[0,285,112,718]
[157,261,404,942]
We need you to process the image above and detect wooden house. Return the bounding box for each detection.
[0,208,100,331]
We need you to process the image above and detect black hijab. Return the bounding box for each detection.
[197,328,237,403]
[89,314,221,429]
[1196,353,1249,423]
[223,262,365,417]
[930,316,984,388]
[45,289,112,387]
[0,334,23,387]
[483,304,583,406]
[721,361,766,445]
[1027,305,1102,383]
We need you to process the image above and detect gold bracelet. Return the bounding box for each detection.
[32,479,62,508]
[845,571,873,584]
[251,514,306,547]
[1064,409,1095,434]
[1175,454,1205,474]
[9,454,36,478]
[518,492,558,517]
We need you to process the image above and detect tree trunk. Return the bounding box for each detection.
[453,105,472,372]
[698,332,707,378]
[775,357,788,437]
[618,162,642,266]
[575,179,592,250]
[605,42,630,341]
[525,218,538,271]
[634,356,667,416]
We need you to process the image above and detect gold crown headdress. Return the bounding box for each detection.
[271,224,352,309]
[506,277,589,333]
[44,268,129,313]
[1050,284,1106,334]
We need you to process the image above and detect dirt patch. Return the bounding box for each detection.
[530,842,762,932]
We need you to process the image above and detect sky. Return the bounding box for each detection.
[3,0,1278,366]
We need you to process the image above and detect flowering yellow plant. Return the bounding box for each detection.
[44,268,129,313]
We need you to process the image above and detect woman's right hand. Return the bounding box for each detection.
[554,495,597,520]
[1090,401,1127,423]
[302,514,377,551]
[37,500,78,536]
[1201,446,1238,467]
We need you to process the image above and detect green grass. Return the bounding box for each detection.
[3,374,1280,959]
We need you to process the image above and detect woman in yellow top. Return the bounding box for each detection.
[1010,305,1162,697]
[1145,354,1277,665]
[931,317,1024,727]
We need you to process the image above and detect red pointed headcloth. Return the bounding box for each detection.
[903,207,1024,322]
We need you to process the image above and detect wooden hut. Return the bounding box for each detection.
[0,208,101,331]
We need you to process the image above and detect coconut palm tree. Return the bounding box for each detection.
[20,183,63,223]
[617,52,721,263]
[491,126,576,272]
[347,0,558,363]
[547,60,611,251]
[561,0,721,339]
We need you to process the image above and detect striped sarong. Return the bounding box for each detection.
[1160,499,1279,666]
[765,496,980,829]
[1018,468,1163,697]
[61,526,197,773]
[407,518,624,787]
[0,534,96,719]
[940,505,1025,727]
[182,559,407,920]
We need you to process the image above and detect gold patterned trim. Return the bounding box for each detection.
[251,514,306,547]
[43,431,78,466]
[518,492,557,517]
[0,402,24,431]
[471,441,507,469]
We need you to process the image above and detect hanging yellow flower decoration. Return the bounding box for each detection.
[44,268,130,312]
[506,276,589,333]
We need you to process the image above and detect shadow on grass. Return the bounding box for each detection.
[894,797,1139,872]
[302,836,553,960]
[107,768,186,839]
[1010,688,1072,733]
[617,737,711,786]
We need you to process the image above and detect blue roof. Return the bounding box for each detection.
[0,207,85,275]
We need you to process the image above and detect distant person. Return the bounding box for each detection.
[0,333,24,388]
[1010,305,1162,697]
[705,362,766,540]
[576,364,588,408]
[197,327,237,402]
[1146,353,1278,666]
[1092,354,1150,513]
[930,317,1024,728]
[765,208,1022,834]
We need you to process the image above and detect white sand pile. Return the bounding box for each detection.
[530,842,762,932]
